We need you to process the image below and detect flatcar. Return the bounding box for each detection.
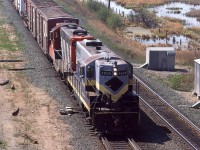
[11,0,140,133]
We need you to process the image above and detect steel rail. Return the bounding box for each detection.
[133,74,200,133]
[133,74,199,149]
[128,138,141,150]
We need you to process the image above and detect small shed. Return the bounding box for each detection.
[193,59,200,99]
[146,47,176,71]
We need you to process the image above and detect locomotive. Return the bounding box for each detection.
[12,0,140,133]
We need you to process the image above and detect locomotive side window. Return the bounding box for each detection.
[87,66,94,78]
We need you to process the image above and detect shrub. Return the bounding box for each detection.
[86,0,124,30]
[106,13,124,29]
[128,8,159,28]
[86,0,102,12]
[167,73,194,91]
[97,6,110,22]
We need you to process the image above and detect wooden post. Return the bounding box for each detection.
[108,0,110,9]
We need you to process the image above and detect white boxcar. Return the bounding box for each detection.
[13,0,26,16]
[146,47,176,71]
[13,0,18,10]
[18,0,26,16]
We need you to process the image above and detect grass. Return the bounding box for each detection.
[116,0,200,8]
[0,19,23,51]
[53,0,146,63]
[167,73,194,91]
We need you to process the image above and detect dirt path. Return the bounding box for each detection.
[0,50,71,150]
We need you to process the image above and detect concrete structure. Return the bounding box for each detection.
[145,47,176,71]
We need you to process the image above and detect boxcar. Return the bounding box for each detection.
[27,0,79,54]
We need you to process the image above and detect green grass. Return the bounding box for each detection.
[0,19,23,51]
[167,73,194,91]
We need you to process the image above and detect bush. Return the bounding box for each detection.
[167,73,194,91]
[106,13,124,29]
[128,8,159,28]
[86,0,124,30]
[86,0,102,12]
[97,6,110,22]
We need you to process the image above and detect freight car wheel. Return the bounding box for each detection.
[46,54,53,64]
[66,80,72,92]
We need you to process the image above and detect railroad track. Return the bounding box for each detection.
[133,75,200,149]
[101,135,141,150]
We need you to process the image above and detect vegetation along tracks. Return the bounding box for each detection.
[132,74,200,149]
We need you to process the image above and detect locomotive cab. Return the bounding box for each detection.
[75,39,140,133]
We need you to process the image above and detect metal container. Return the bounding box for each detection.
[193,59,200,99]
[146,47,176,71]
[18,0,26,16]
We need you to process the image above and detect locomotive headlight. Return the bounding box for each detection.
[113,67,117,76]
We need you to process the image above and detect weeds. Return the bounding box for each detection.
[86,0,124,29]
[0,19,22,51]
[128,8,160,28]
[167,73,194,91]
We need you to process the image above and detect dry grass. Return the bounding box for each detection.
[88,19,145,61]
[152,18,184,36]
[186,9,200,18]
[116,0,166,7]
[116,0,200,7]
[176,50,200,65]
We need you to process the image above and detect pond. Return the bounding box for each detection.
[86,0,135,18]
[149,2,200,27]
[81,0,197,50]
[134,35,190,50]
[125,27,191,50]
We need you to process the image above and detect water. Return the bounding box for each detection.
[134,35,190,50]
[149,2,200,27]
[80,1,197,49]
[85,0,135,18]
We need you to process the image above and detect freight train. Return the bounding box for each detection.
[12,0,140,133]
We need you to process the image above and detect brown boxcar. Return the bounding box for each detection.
[27,0,58,38]
[27,0,79,54]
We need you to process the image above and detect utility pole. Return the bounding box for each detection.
[108,0,110,9]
